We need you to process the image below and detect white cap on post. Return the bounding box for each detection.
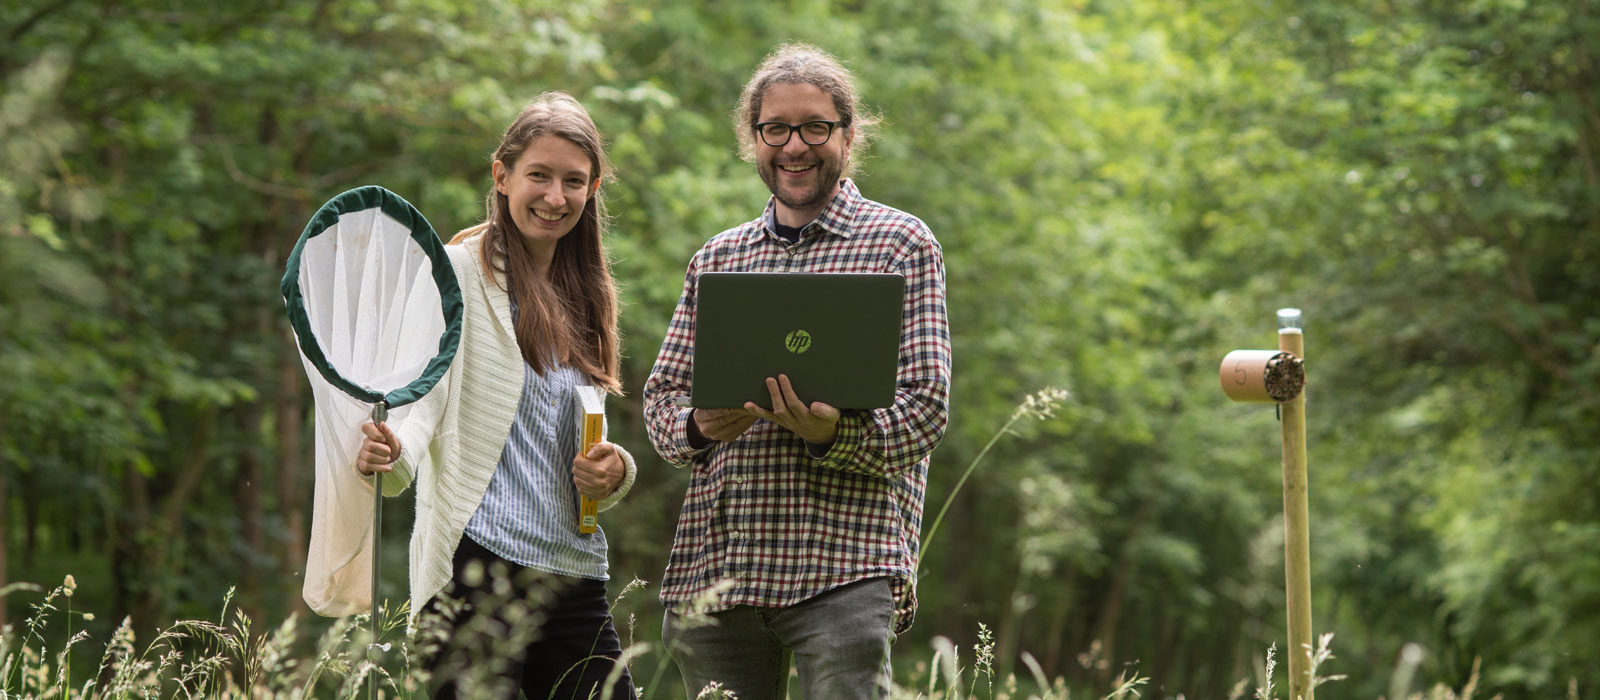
[1277,307,1302,334]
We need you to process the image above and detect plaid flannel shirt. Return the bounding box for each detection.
[643,179,951,633]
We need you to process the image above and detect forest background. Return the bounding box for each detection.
[2,0,1597,697]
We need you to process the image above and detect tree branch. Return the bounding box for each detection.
[6,0,75,44]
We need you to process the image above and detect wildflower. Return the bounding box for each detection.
[63,574,77,597]
[1011,387,1070,422]
[696,680,738,699]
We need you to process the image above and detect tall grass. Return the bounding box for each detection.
[1,575,415,698]
[1,543,1483,699]
[3,575,1146,700]
[3,389,1476,699]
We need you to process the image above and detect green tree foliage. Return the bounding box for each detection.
[1,0,617,638]
[2,0,1595,697]
[1264,1,1600,690]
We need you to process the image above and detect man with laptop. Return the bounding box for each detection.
[642,43,952,699]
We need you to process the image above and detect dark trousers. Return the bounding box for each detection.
[663,577,896,700]
[421,535,635,700]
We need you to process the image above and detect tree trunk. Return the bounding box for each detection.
[114,467,157,637]
[277,354,307,614]
[1153,608,1177,690]
[1041,575,1072,676]
[21,466,39,568]
[1093,500,1151,688]
[235,406,265,621]
[1063,569,1093,686]
[108,403,219,639]
[231,198,277,622]
[1092,558,1130,688]
[257,108,317,617]
[0,435,8,631]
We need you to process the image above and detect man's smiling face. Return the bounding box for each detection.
[755,82,851,223]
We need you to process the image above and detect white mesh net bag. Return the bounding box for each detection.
[281,186,461,616]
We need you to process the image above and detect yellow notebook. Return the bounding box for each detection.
[575,385,605,534]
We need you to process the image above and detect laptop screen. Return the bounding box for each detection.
[691,272,904,410]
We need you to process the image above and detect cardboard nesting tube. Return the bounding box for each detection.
[1220,350,1305,403]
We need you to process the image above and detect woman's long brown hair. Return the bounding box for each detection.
[450,92,622,394]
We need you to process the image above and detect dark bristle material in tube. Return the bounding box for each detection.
[1263,352,1305,403]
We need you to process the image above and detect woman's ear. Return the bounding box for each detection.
[492,159,509,195]
[589,177,601,198]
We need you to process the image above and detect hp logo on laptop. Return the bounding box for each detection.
[785,330,813,354]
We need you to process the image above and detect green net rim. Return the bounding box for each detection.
[280,186,463,409]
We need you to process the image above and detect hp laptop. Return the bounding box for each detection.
[688,272,904,410]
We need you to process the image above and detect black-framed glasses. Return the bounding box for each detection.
[753,120,844,147]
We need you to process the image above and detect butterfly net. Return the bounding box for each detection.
[282,186,461,616]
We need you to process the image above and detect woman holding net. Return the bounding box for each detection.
[355,92,635,700]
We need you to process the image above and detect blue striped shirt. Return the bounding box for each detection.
[464,359,609,580]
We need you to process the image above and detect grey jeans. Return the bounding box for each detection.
[663,577,897,700]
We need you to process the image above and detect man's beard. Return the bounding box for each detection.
[759,155,844,212]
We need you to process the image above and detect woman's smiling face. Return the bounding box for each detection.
[493,134,597,261]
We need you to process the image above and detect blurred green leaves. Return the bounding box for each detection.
[2,0,1597,696]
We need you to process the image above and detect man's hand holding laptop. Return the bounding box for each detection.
[688,374,840,447]
[691,408,758,444]
[745,374,841,446]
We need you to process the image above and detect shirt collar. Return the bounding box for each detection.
[757,178,862,242]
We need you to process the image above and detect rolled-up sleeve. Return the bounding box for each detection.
[642,253,712,468]
[813,231,950,477]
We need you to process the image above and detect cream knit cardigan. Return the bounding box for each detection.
[372,232,636,629]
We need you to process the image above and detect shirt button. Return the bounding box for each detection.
[733,474,745,484]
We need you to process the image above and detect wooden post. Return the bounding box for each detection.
[1277,308,1313,700]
